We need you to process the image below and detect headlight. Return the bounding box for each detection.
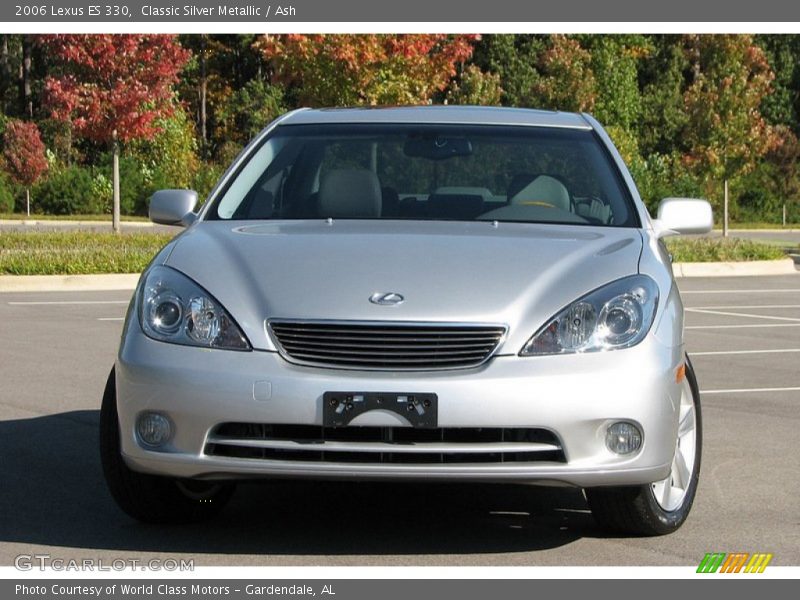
[138,265,250,350]
[520,275,659,356]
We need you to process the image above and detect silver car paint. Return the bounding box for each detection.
[116,106,685,487]
[163,220,644,354]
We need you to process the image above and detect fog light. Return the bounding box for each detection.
[605,422,642,455]
[136,412,172,448]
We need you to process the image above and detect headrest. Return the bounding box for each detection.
[318,169,382,218]
[507,174,539,201]
[508,175,571,212]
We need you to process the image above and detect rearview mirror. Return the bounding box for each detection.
[149,189,198,227]
[404,135,473,160]
[654,198,713,238]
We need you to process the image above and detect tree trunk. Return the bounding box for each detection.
[112,131,121,234]
[21,35,32,119]
[26,187,30,217]
[723,179,729,238]
[0,36,10,114]
[199,34,208,154]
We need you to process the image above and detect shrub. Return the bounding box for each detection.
[33,166,100,214]
[0,172,17,213]
[93,153,156,216]
[129,109,199,190]
[192,161,224,203]
[665,238,786,262]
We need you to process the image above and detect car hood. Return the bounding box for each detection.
[164,220,643,352]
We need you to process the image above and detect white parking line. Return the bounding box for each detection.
[702,386,800,394]
[97,317,125,321]
[685,308,800,323]
[681,289,800,294]
[692,348,800,356]
[685,304,800,310]
[687,323,800,330]
[7,300,128,305]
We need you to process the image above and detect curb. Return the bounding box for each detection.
[0,219,155,227]
[0,274,140,293]
[672,258,798,278]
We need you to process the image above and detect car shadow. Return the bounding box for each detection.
[0,411,604,559]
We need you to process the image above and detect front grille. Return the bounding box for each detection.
[268,320,507,370]
[205,423,566,464]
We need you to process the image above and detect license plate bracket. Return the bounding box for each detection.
[322,392,438,428]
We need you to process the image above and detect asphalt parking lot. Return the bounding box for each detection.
[0,274,798,567]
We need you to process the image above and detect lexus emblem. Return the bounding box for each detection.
[369,292,405,306]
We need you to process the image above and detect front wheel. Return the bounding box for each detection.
[99,368,235,523]
[585,355,702,536]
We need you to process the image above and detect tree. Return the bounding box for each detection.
[472,35,596,111]
[638,35,691,158]
[445,64,503,106]
[215,77,286,146]
[755,35,800,133]
[257,34,478,106]
[582,35,649,132]
[178,35,267,157]
[40,35,190,231]
[680,35,780,217]
[2,119,48,215]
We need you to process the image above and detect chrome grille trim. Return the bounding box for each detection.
[267,319,508,371]
[204,424,567,465]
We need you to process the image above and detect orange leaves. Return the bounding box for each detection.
[256,34,480,107]
[532,35,596,112]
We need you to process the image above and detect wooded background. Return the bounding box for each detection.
[1,34,799,224]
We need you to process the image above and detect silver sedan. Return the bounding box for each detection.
[100,106,712,535]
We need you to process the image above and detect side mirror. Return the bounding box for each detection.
[149,190,198,227]
[654,198,713,238]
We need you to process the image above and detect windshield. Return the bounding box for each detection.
[210,123,639,227]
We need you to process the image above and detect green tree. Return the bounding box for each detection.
[638,35,691,157]
[582,35,649,131]
[472,35,595,111]
[680,35,779,212]
[216,78,286,145]
[445,65,503,106]
[129,108,200,190]
[179,34,267,156]
[756,35,800,131]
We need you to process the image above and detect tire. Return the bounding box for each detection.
[585,355,702,536]
[99,367,235,523]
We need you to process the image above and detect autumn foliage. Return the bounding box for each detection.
[258,34,479,106]
[40,35,191,144]
[2,34,800,222]
[2,119,48,187]
[681,35,781,181]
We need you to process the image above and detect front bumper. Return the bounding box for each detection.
[116,329,684,488]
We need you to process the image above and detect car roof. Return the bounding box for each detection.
[280,106,593,130]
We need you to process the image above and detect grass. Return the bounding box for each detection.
[713,222,800,230]
[0,213,150,222]
[0,231,175,275]
[665,237,788,262]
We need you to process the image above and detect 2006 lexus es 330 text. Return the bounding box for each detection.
[100,106,712,535]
